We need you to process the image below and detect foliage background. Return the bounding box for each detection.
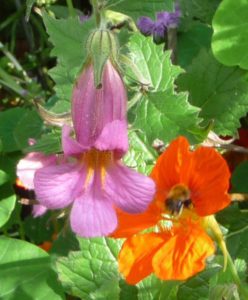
[0,0,248,299]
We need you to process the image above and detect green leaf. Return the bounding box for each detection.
[24,213,55,244]
[25,131,62,154]
[212,0,248,69]
[177,49,248,136]
[48,63,77,102]
[231,161,248,193]
[120,279,138,300]
[0,184,16,228]
[0,170,9,186]
[0,152,22,182]
[137,275,178,300]
[51,228,79,256]
[124,130,156,175]
[107,0,173,21]
[0,237,65,299]
[216,204,248,233]
[42,12,95,102]
[177,24,212,68]
[209,284,239,300]
[42,12,93,69]
[125,34,204,144]
[179,0,220,25]
[177,267,221,300]
[25,0,36,21]
[14,110,43,149]
[0,108,26,152]
[0,108,42,152]
[57,237,122,299]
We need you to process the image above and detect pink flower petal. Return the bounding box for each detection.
[17,152,56,189]
[94,120,128,157]
[72,61,127,148]
[70,174,117,237]
[32,204,48,217]
[106,164,155,213]
[62,125,88,156]
[34,162,84,209]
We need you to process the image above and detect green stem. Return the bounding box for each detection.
[226,251,248,299]
[66,0,76,17]
[91,0,101,27]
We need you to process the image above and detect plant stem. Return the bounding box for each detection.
[66,0,76,17]
[91,0,101,27]
[226,251,248,299]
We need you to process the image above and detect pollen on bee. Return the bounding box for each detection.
[165,184,192,216]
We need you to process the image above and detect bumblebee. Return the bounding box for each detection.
[165,185,192,216]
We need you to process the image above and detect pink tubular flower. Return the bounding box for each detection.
[16,139,56,217]
[34,61,155,237]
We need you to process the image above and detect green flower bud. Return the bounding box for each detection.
[86,29,118,88]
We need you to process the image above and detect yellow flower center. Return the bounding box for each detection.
[80,149,113,188]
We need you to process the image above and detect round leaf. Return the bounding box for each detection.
[212,0,248,69]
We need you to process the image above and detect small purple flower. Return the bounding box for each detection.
[137,4,181,43]
[34,61,155,238]
[137,17,155,36]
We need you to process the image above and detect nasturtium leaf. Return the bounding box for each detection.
[212,0,248,70]
[177,24,212,68]
[0,184,16,228]
[137,275,178,300]
[0,237,65,300]
[125,34,204,144]
[179,0,220,25]
[177,49,248,136]
[57,237,122,299]
[106,0,174,21]
[177,267,221,300]
[231,161,248,193]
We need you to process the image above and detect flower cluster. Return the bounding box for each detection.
[113,136,231,284]
[137,4,181,43]
[17,59,155,237]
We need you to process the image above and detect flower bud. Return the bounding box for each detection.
[86,29,118,88]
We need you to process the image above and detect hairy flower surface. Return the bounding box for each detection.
[34,61,155,237]
[114,136,231,284]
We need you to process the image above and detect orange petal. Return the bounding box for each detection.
[112,204,161,238]
[151,137,192,203]
[118,233,165,285]
[152,223,215,280]
[189,146,231,216]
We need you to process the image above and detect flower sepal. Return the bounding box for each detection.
[86,29,118,88]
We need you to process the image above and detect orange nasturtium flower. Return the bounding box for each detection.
[113,136,231,285]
